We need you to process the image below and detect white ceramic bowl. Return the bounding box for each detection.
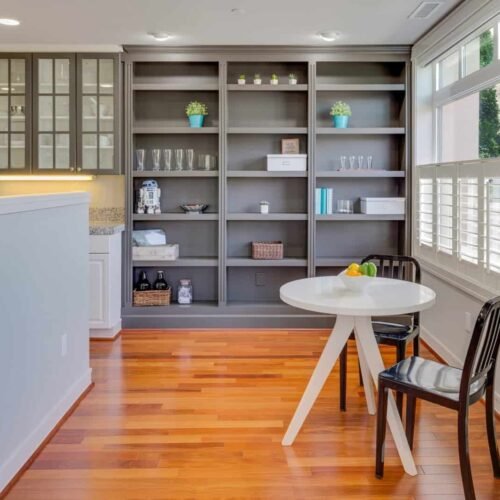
[339,270,374,292]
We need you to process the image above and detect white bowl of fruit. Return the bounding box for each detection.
[339,262,378,292]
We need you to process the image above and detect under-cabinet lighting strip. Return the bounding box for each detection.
[0,175,95,181]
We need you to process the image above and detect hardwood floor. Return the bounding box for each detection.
[4,329,499,499]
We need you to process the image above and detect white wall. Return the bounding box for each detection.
[421,270,500,410]
[0,192,92,492]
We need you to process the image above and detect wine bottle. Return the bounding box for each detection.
[154,270,169,290]
[136,271,151,291]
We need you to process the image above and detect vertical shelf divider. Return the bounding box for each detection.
[219,61,227,305]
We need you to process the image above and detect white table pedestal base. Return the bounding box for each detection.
[281,314,418,477]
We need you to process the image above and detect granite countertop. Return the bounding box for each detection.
[89,207,125,236]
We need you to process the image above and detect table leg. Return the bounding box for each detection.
[354,333,376,415]
[282,314,355,446]
[353,316,417,476]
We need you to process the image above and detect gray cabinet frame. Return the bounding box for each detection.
[0,53,32,174]
[122,45,412,328]
[76,53,121,174]
[32,53,77,173]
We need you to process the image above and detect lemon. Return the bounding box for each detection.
[347,263,360,273]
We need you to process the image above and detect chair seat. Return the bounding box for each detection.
[372,321,418,343]
[379,356,487,402]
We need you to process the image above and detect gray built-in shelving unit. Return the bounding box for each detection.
[121,47,411,328]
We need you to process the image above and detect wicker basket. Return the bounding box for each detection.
[252,241,284,260]
[133,288,171,307]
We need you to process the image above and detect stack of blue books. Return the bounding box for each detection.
[315,187,333,215]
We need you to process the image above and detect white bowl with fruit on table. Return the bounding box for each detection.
[339,261,378,292]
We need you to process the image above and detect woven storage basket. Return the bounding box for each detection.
[133,288,171,307]
[252,241,284,260]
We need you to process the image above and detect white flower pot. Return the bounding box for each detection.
[289,79,297,85]
[237,79,246,85]
[270,79,279,85]
[253,79,262,85]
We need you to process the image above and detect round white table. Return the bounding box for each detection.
[280,275,436,476]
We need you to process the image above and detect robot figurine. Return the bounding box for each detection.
[137,180,162,215]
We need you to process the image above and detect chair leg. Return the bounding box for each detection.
[458,405,476,500]
[358,361,364,386]
[405,394,416,450]
[339,344,347,412]
[485,383,500,477]
[413,335,420,357]
[375,382,389,479]
[395,342,406,416]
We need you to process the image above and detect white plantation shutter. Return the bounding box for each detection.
[418,178,433,247]
[437,177,453,255]
[414,161,500,294]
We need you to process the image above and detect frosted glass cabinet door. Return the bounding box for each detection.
[0,55,31,172]
[33,54,76,172]
[77,54,119,174]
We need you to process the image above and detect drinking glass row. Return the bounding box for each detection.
[135,148,217,172]
[339,155,373,171]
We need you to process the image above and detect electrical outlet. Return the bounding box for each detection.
[465,312,473,334]
[61,333,68,357]
[255,272,266,286]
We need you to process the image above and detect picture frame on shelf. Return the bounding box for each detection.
[281,138,300,155]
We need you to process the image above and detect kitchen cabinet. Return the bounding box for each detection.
[77,54,120,174]
[0,54,32,173]
[89,232,122,338]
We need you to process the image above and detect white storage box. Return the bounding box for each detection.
[360,197,405,215]
[267,154,307,172]
[132,244,179,261]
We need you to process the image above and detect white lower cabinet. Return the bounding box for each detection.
[89,232,122,338]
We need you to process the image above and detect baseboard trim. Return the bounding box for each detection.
[0,370,94,497]
[90,320,122,340]
[421,326,500,416]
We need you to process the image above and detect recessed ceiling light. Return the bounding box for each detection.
[0,18,20,26]
[318,31,340,42]
[230,8,246,15]
[149,32,171,42]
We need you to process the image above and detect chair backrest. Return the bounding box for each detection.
[460,296,500,400]
[361,254,421,325]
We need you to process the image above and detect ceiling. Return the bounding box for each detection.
[0,0,462,47]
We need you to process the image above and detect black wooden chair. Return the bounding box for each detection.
[375,296,500,500]
[339,254,421,414]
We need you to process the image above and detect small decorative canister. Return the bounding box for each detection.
[178,279,193,305]
[260,201,270,214]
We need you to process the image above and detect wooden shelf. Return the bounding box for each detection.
[227,127,308,134]
[133,213,219,221]
[316,170,405,178]
[316,214,405,221]
[133,258,218,267]
[317,127,405,135]
[227,170,307,178]
[227,213,307,221]
[133,83,219,91]
[316,83,405,92]
[227,258,307,267]
[133,170,218,177]
[133,124,219,134]
[227,84,308,91]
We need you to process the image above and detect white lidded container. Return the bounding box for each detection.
[267,154,307,172]
[360,197,405,215]
[132,243,179,261]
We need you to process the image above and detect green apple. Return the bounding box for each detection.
[366,262,377,277]
[359,263,370,276]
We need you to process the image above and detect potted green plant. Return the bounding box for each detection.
[288,73,297,85]
[237,74,246,85]
[253,73,262,85]
[185,101,208,128]
[330,101,352,128]
[270,73,279,85]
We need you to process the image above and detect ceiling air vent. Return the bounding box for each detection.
[409,1,442,19]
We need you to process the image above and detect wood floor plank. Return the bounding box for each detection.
[3,329,499,499]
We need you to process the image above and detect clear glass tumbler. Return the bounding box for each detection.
[367,155,373,169]
[349,155,356,170]
[163,149,173,171]
[185,149,195,171]
[135,149,145,171]
[340,155,347,171]
[357,155,364,170]
[151,149,161,171]
[174,149,184,171]
[336,199,354,214]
